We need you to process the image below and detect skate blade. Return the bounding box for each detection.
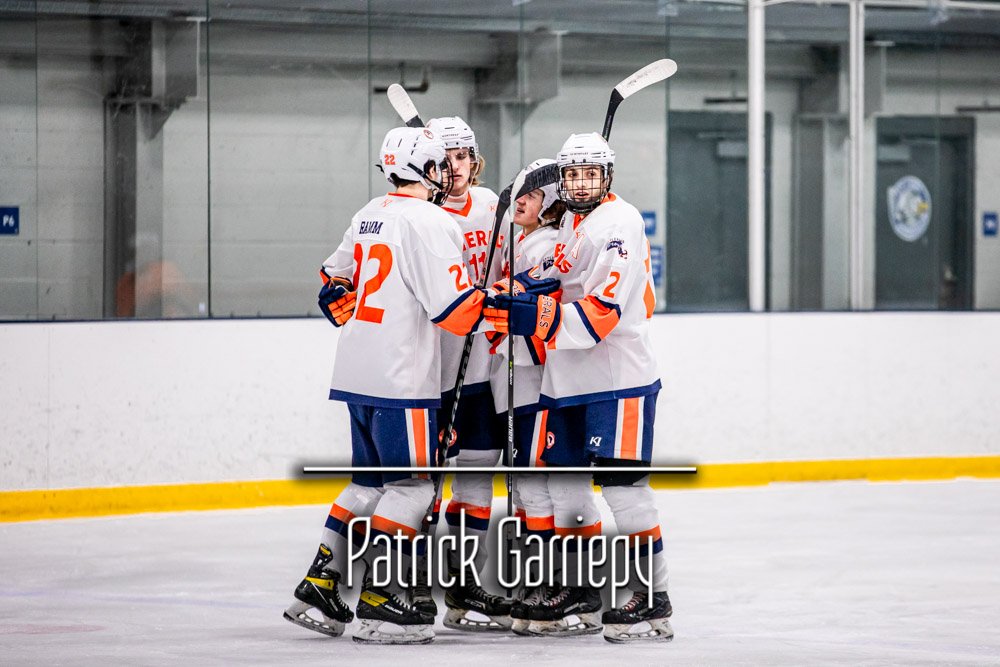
[443,608,513,633]
[283,601,345,638]
[603,619,674,643]
[352,619,434,645]
[511,618,536,636]
[527,612,603,638]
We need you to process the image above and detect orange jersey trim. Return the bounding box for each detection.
[433,289,485,336]
[572,193,618,230]
[441,193,473,217]
[576,295,621,342]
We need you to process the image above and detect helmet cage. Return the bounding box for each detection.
[558,163,613,214]
[414,157,454,205]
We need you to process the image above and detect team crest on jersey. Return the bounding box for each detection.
[541,255,555,271]
[606,238,628,259]
[423,128,435,139]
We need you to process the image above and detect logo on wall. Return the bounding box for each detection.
[887,175,932,242]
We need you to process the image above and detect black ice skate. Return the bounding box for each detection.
[602,591,674,643]
[510,585,548,636]
[354,581,435,645]
[443,569,513,632]
[527,585,603,637]
[283,544,354,637]
[408,564,438,616]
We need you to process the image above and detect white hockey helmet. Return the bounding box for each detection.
[426,116,479,158]
[378,126,452,204]
[556,132,615,214]
[518,158,561,224]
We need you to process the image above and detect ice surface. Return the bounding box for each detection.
[2,479,999,665]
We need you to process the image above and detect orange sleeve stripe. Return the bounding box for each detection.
[643,282,656,319]
[556,520,602,537]
[433,288,484,336]
[529,334,547,364]
[526,515,556,531]
[370,515,418,539]
[515,508,527,521]
[620,398,640,460]
[445,502,492,520]
[576,295,621,343]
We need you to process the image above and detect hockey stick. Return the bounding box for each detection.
[601,58,677,141]
[386,83,424,128]
[438,163,559,461]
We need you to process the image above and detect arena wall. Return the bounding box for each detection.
[2,313,998,519]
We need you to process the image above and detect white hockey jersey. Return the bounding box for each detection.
[322,193,486,408]
[439,186,501,396]
[489,225,559,414]
[539,193,660,407]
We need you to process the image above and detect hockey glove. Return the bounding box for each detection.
[485,292,561,342]
[318,275,356,327]
[492,267,561,297]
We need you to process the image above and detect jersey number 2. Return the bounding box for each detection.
[353,243,393,323]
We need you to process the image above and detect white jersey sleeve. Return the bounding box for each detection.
[321,224,355,282]
[403,211,488,333]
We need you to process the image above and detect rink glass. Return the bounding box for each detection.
[1,1,998,320]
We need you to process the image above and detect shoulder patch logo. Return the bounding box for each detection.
[606,237,628,259]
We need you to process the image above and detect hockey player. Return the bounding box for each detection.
[486,159,563,635]
[284,126,494,645]
[486,133,673,642]
[422,116,513,631]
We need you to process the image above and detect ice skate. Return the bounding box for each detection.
[283,544,353,637]
[409,582,437,617]
[443,571,513,632]
[602,591,674,643]
[354,583,435,645]
[510,585,548,636]
[526,585,603,637]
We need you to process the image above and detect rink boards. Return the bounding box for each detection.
[2,312,999,521]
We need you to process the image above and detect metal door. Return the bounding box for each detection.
[875,117,974,310]
[666,111,771,311]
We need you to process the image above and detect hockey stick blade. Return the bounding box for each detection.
[515,163,560,201]
[602,58,678,140]
[386,83,424,128]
